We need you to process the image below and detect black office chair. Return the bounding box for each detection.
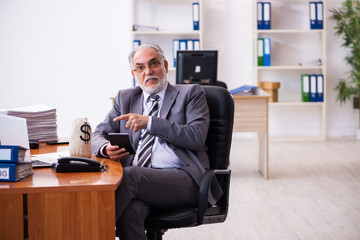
[145,85,234,240]
[180,81,227,89]
[215,80,228,89]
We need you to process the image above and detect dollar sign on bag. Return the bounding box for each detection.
[80,122,91,144]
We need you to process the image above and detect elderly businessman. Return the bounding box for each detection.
[92,44,221,239]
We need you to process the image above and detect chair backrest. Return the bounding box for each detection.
[202,86,234,170]
[215,80,228,89]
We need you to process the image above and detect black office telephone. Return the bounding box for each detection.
[52,156,108,173]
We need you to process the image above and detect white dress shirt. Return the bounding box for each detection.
[132,83,183,168]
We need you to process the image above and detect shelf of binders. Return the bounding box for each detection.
[267,100,325,106]
[257,29,324,33]
[254,0,326,139]
[257,66,324,70]
[131,0,203,84]
[269,101,324,106]
[132,30,201,35]
[256,1,325,30]
[131,0,203,43]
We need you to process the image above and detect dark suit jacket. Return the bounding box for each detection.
[92,83,221,204]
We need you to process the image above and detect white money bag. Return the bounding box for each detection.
[69,118,92,158]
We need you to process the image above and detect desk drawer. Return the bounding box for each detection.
[233,98,268,132]
[0,194,24,240]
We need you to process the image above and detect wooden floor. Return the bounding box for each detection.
[164,138,360,240]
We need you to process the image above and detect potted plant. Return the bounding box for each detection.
[330,0,360,139]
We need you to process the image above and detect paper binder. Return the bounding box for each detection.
[173,39,180,67]
[301,74,310,102]
[309,74,317,102]
[0,162,33,182]
[187,40,194,50]
[310,2,323,29]
[263,37,271,66]
[257,38,264,66]
[192,3,200,30]
[309,2,317,29]
[317,74,324,102]
[316,2,323,29]
[263,2,271,29]
[0,145,26,163]
[133,40,141,49]
[173,39,200,66]
[257,2,263,29]
[193,39,200,50]
[179,40,187,51]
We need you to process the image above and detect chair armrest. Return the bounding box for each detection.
[197,169,231,224]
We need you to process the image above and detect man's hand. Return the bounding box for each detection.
[105,143,130,161]
[113,113,149,132]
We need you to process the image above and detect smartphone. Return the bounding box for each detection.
[108,133,136,155]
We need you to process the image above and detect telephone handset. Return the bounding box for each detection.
[52,156,109,172]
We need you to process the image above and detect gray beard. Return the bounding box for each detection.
[140,76,166,94]
[137,65,167,94]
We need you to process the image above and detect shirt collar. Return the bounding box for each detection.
[143,82,168,103]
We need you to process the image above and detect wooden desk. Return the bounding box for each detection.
[0,143,123,240]
[232,91,270,179]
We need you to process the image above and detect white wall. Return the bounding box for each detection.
[203,0,254,88]
[0,0,358,139]
[0,0,133,137]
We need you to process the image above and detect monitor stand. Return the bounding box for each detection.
[183,79,212,85]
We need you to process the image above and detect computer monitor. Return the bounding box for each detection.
[176,50,218,85]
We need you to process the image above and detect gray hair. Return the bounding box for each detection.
[128,43,166,69]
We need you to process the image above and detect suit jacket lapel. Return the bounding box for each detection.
[161,84,178,119]
[130,87,143,146]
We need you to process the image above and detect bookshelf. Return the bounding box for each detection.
[131,0,203,85]
[254,0,326,140]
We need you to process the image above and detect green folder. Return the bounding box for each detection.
[257,38,264,66]
[301,74,310,102]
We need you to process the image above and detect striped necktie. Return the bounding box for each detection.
[135,94,159,167]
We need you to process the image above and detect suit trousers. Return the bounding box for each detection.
[115,166,199,240]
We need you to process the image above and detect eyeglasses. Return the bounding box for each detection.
[132,59,164,73]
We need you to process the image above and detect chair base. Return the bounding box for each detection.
[146,229,167,240]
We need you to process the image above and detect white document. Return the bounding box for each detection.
[31,151,70,164]
[0,114,31,161]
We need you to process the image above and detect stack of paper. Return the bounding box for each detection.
[3,105,58,142]
[15,162,33,181]
[16,146,27,162]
